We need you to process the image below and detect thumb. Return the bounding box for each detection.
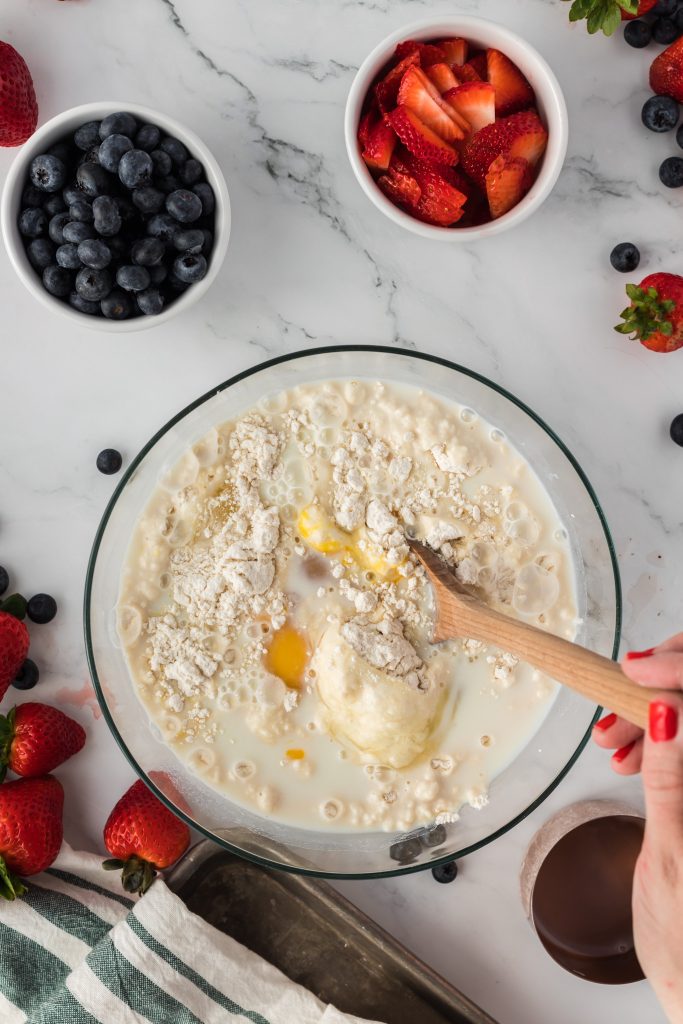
[641,695,683,848]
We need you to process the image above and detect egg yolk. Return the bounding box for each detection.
[297,504,402,581]
[265,623,308,689]
[286,748,305,760]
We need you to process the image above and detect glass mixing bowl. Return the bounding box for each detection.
[85,347,621,879]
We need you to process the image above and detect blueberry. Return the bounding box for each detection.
[148,213,181,244]
[653,0,678,15]
[389,836,422,863]
[27,238,55,270]
[13,659,39,691]
[155,174,180,195]
[19,208,47,239]
[173,227,204,253]
[660,155,683,186]
[173,252,207,283]
[168,270,190,292]
[78,239,111,269]
[48,212,71,245]
[421,824,447,848]
[22,184,45,207]
[642,95,680,131]
[30,154,67,193]
[27,593,57,625]
[63,184,83,206]
[78,144,102,167]
[132,185,164,215]
[166,188,203,224]
[148,263,168,285]
[69,198,94,223]
[69,291,101,316]
[56,243,82,270]
[97,448,123,473]
[0,566,8,597]
[610,242,641,273]
[653,16,680,43]
[113,196,137,224]
[201,228,213,255]
[75,267,112,301]
[99,133,133,172]
[432,860,458,884]
[150,149,172,177]
[119,150,153,189]
[131,236,165,265]
[671,413,683,445]
[76,162,112,197]
[624,19,652,47]
[63,221,96,244]
[116,265,151,292]
[43,194,67,218]
[101,290,133,320]
[106,235,128,260]
[137,287,165,315]
[135,124,161,152]
[99,111,138,140]
[192,182,215,217]
[48,141,73,166]
[160,135,189,166]
[677,6,683,28]
[74,121,102,150]
[179,158,203,186]
[92,195,122,236]
[43,264,73,297]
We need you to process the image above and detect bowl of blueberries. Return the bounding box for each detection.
[1,102,231,330]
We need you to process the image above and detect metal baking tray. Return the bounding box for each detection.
[167,839,498,1024]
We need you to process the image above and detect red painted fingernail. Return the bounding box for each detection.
[649,701,679,743]
[612,741,637,763]
[625,648,655,661]
[594,713,618,732]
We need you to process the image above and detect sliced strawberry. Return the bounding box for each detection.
[467,53,488,79]
[441,38,468,67]
[392,151,467,226]
[485,155,533,218]
[425,62,460,94]
[387,106,459,167]
[462,110,548,188]
[457,63,482,83]
[398,66,466,142]
[361,118,397,171]
[395,40,447,67]
[487,49,534,116]
[374,51,421,113]
[444,82,495,134]
[378,169,421,210]
[358,108,376,149]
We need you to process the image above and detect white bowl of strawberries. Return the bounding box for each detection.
[345,17,568,239]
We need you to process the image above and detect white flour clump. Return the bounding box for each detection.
[341,615,424,690]
[148,614,219,709]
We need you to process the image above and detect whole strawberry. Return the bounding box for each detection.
[103,779,190,894]
[0,41,38,147]
[0,703,86,781]
[0,597,30,703]
[650,37,683,104]
[615,273,683,353]
[0,776,64,899]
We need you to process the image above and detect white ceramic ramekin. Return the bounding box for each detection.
[344,17,568,241]
[1,101,231,332]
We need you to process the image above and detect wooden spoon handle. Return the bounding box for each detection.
[439,590,651,729]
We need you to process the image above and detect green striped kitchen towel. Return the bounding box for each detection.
[0,844,383,1024]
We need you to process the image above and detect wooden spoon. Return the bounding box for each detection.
[409,538,651,729]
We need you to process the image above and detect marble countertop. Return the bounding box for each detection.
[2,0,682,1021]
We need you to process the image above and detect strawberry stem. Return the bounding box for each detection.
[564,0,638,35]
[615,283,676,341]
[0,595,27,621]
[103,855,156,895]
[0,857,28,901]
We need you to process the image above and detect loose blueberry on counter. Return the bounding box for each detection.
[653,0,679,15]
[56,243,82,270]
[100,111,137,140]
[69,198,94,223]
[97,448,123,474]
[30,154,67,193]
[99,133,134,173]
[76,162,112,198]
[13,659,40,691]
[671,413,683,446]
[101,290,133,320]
[160,136,189,166]
[27,593,57,625]
[625,19,652,47]
[63,221,96,244]
[653,16,680,43]
[135,124,161,152]
[69,291,101,316]
[137,287,164,315]
[43,265,73,297]
[642,95,680,131]
[660,155,683,186]
[74,121,102,151]
[610,242,640,273]
[131,237,165,266]
[389,836,423,863]
[27,238,56,270]
[78,239,112,270]
[118,150,153,189]
[432,861,458,884]
[19,208,47,239]
[421,824,447,848]
[116,265,151,292]
[0,567,8,597]
[173,252,207,283]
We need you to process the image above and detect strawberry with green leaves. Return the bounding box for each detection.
[564,0,654,35]
[0,702,86,781]
[615,273,683,353]
[0,596,29,703]
[0,776,64,899]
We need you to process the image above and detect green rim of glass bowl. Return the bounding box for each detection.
[84,345,622,880]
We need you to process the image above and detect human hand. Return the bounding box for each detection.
[592,636,683,1023]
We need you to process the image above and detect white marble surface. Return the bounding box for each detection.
[1,0,682,1021]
